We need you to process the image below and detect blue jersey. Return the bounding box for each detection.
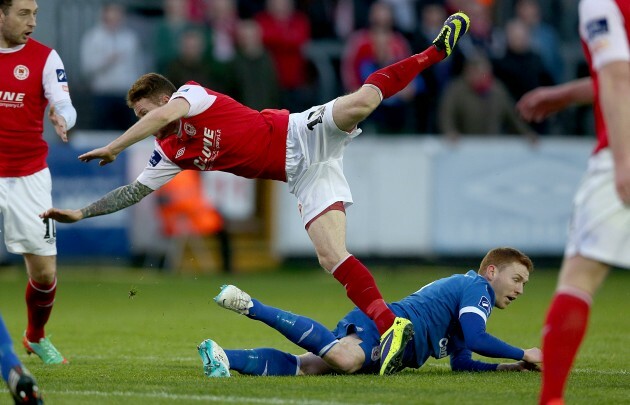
[332,270,523,373]
[393,270,494,365]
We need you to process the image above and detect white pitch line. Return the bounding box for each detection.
[67,354,197,362]
[0,389,374,405]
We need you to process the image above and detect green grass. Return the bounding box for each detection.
[0,264,628,404]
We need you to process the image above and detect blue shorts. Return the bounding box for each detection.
[332,307,423,374]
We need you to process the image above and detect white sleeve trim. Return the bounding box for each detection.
[170,84,216,117]
[135,143,182,190]
[459,306,488,323]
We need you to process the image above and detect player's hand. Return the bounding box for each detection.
[516,86,567,123]
[48,106,69,142]
[522,347,542,364]
[79,146,117,166]
[39,208,83,223]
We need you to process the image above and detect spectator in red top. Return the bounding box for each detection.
[255,0,311,110]
[341,1,417,133]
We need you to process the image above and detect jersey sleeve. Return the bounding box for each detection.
[449,347,499,372]
[458,281,493,323]
[457,281,524,361]
[170,84,217,117]
[136,143,182,190]
[459,313,524,360]
[42,50,73,104]
[579,0,630,71]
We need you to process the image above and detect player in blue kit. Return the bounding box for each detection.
[198,247,542,376]
[0,314,43,404]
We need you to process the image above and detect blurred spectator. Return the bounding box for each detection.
[164,27,213,88]
[492,19,554,133]
[453,1,505,65]
[228,19,281,109]
[155,0,193,73]
[493,20,554,101]
[413,3,450,133]
[341,1,417,133]
[382,0,416,39]
[438,55,537,142]
[514,0,564,83]
[80,3,144,130]
[300,0,342,40]
[204,0,239,63]
[156,170,233,273]
[255,0,312,110]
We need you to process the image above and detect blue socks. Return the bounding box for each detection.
[225,348,299,376]
[223,298,339,376]
[0,315,21,382]
[247,298,338,356]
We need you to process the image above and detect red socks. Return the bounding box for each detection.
[539,289,591,405]
[332,255,396,335]
[364,45,445,100]
[25,278,57,342]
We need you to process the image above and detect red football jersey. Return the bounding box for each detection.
[140,83,289,189]
[0,39,53,177]
[580,0,630,154]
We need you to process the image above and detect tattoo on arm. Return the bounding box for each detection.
[80,181,153,219]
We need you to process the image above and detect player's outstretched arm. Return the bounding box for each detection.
[516,77,594,123]
[79,98,190,166]
[40,181,154,223]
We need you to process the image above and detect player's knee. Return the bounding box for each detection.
[317,255,335,273]
[317,251,348,273]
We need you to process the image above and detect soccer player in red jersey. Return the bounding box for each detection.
[0,0,76,364]
[41,12,469,376]
[517,0,630,403]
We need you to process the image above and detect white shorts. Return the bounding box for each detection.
[285,99,362,226]
[565,149,630,268]
[0,168,57,256]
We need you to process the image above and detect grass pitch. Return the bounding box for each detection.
[0,263,628,404]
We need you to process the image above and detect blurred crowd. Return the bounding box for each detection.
[71,0,590,138]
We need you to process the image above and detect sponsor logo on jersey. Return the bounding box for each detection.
[56,69,68,82]
[0,91,26,108]
[586,18,608,41]
[149,150,163,167]
[184,122,196,137]
[438,338,449,359]
[13,65,29,80]
[478,296,491,314]
[193,128,220,170]
[175,147,186,159]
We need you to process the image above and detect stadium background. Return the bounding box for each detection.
[0,0,594,271]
